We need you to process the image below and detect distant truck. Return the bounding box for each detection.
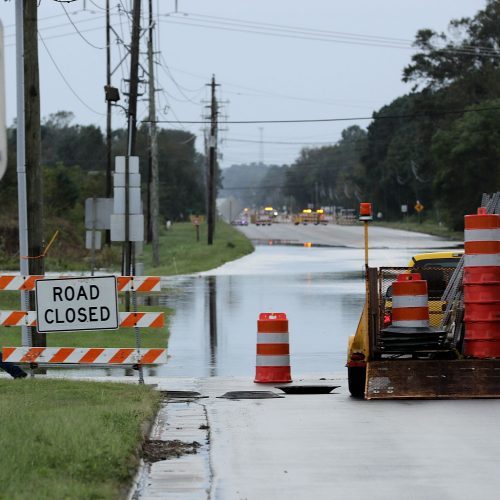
[293,209,327,225]
[254,207,274,226]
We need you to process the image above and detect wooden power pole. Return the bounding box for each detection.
[148,0,160,266]
[24,1,44,347]
[207,75,218,245]
[122,0,142,285]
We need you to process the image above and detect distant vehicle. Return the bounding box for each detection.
[255,207,274,226]
[293,209,328,225]
[232,219,248,226]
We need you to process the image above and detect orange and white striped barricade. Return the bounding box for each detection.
[381,273,445,353]
[0,275,166,368]
[463,209,500,358]
[0,275,161,292]
[0,311,164,328]
[2,347,167,365]
[255,312,292,383]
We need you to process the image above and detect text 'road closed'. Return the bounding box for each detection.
[35,276,119,333]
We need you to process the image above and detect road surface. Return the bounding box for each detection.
[236,222,461,249]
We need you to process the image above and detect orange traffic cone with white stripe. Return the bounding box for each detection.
[255,312,292,383]
[391,273,430,328]
[381,273,445,353]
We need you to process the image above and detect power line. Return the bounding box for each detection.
[225,137,338,146]
[60,3,107,49]
[145,105,500,125]
[158,14,500,58]
[38,33,106,116]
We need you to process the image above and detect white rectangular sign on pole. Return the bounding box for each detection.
[35,276,119,333]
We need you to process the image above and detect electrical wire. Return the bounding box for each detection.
[158,15,500,58]
[225,138,338,146]
[181,11,500,57]
[38,33,106,116]
[146,105,500,125]
[60,3,107,49]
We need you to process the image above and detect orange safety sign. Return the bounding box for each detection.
[2,346,167,364]
[0,275,161,292]
[414,201,424,213]
[0,311,164,328]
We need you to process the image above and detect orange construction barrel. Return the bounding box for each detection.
[391,273,430,328]
[255,312,292,383]
[463,209,500,358]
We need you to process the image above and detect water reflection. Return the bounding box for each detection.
[207,275,217,376]
[47,242,459,379]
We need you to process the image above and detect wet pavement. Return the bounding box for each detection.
[7,225,487,500]
[123,374,500,500]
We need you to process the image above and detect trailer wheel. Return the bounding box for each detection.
[348,366,366,398]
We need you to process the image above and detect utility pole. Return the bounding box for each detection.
[259,127,264,166]
[123,0,142,288]
[24,1,44,348]
[207,75,218,245]
[15,1,29,347]
[147,0,160,266]
[105,0,112,244]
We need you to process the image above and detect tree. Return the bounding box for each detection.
[284,126,367,210]
[431,100,500,230]
[403,0,500,97]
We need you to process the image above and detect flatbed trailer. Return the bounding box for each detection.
[347,266,500,399]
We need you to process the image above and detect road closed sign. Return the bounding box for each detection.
[35,276,119,333]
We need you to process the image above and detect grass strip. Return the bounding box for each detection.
[374,219,462,241]
[142,220,254,276]
[0,378,160,500]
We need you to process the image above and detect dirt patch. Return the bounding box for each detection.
[142,440,201,463]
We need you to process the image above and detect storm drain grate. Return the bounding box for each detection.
[275,385,340,394]
[161,391,208,400]
[217,391,284,399]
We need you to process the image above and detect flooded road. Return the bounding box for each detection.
[158,243,457,378]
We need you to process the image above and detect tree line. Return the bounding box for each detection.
[0,111,206,263]
[2,110,206,221]
[222,0,500,230]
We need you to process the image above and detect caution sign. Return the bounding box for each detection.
[35,276,119,333]
[414,200,424,213]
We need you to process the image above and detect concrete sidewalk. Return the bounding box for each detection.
[130,374,500,500]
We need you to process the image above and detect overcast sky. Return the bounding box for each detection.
[1,0,487,168]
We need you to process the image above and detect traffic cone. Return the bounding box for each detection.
[391,273,430,328]
[255,312,292,383]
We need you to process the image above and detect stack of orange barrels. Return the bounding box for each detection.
[463,208,500,357]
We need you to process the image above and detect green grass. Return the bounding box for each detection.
[374,219,463,241]
[0,378,160,500]
[142,220,254,276]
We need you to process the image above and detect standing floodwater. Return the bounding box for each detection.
[157,244,456,378]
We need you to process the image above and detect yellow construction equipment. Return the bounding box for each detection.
[347,249,500,399]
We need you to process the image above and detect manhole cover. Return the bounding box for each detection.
[161,391,207,399]
[275,385,340,394]
[218,391,284,399]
